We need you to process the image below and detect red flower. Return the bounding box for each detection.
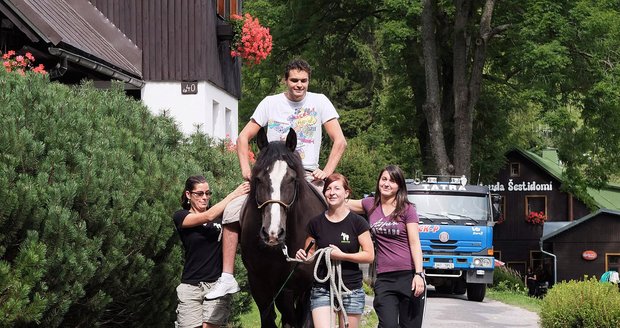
[224,135,256,165]
[229,13,272,66]
[1,51,47,75]
[526,211,547,225]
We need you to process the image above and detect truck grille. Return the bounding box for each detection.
[430,240,457,244]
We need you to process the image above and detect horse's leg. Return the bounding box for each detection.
[274,288,297,328]
[257,299,278,328]
[298,288,314,328]
[246,271,278,328]
[251,289,278,327]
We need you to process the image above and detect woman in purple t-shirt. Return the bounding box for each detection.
[348,165,425,328]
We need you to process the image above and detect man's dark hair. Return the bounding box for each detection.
[284,59,312,79]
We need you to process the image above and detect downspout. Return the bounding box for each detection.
[539,240,557,285]
[48,47,144,88]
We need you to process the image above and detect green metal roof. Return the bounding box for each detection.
[514,148,620,211]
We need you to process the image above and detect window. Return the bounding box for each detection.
[500,197,506,221]
[217,0,241,18]
[525,195,547,217]
[607,253,620,272]
[507,261,527,277]
[510,163,520,177]
[530,250,544,271]
[212,100,221,136]
[225,108,232,137]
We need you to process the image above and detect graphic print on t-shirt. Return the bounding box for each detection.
[267,106,318,160]
[370,217,401,236]
[340,232,351,243]
[206,222,222,231]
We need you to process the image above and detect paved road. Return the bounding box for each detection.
[422,287,540,328]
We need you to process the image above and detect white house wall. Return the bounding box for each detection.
[141,81,238,141]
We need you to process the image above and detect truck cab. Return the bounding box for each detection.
[407,175,500,301]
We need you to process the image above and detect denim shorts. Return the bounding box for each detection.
[310,286,365,314]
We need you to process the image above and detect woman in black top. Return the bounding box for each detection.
[172,175,249,328]
[296,173,374,328]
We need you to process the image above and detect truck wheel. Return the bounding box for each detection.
[466,283,486,302]
[454,279,467,295]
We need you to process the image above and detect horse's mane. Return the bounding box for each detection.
[249,140,309,202]
[252,141,305,177]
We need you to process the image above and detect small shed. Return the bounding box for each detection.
[542,209,620,282]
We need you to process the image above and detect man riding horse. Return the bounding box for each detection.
[206,58,347,300]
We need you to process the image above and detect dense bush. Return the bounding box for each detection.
[0,70,248,326]
[491,265,527,294]
[540,277,620,328]
[336,137,388,198]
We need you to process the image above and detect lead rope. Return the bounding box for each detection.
[284,245,351,328]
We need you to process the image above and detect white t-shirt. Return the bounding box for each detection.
[251,92,339,171]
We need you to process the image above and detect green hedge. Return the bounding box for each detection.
[540,277,620,328]
[0,70,248,326]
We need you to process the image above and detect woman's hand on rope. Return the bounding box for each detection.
[327,244,344,260]
[295,248,315,263]
[295,248,308,262]
[295,239,316,263]
[412,274,426,297]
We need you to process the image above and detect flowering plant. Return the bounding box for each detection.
[526,211,547,225]
[224,135,256,164]
[2,50,47,75]
[229,13,272,65]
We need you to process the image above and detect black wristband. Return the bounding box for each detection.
[415,272,425,278]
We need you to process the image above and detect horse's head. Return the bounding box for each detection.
[251,128,305,246]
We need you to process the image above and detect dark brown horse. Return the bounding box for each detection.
[240,128,326,328]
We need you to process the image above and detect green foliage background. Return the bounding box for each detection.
[0,70,249,326]
[240,0,620,189]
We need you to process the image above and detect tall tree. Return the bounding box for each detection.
[420,0,508,177]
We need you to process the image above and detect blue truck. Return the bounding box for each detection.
[406,175,501,302]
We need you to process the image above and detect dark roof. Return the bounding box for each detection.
[89,0,242,97]
[3,0,141,77]
[542,209,620,241]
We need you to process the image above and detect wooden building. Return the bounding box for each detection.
[491,148,620,284]
[542,209,620,282]
[0,0,241,138]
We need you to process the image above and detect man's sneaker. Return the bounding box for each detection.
[205,277,240,299]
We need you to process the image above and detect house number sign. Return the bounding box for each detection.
[181,82,198,94]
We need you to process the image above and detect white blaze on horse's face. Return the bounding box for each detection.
[266,160,288,244]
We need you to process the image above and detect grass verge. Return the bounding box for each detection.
[238,299,378,327]
[486,288,542,313]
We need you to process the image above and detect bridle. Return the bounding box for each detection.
[256,183,298,210]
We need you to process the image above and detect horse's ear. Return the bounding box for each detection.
[257,127,269,150]
[285,128,297,152]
